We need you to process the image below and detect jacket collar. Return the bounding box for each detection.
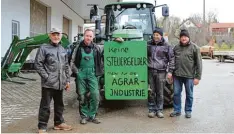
[151,38,165,46]
[179,41,191,46]
[80,40,94,48]
[49,40,61,47]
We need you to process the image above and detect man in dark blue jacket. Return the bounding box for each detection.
[147,27,175,118]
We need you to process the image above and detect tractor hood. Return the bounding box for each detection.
[112,29,143,40]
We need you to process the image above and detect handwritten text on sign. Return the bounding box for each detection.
[104,41,148,100]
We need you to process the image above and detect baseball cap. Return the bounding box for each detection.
[50,28,62,34]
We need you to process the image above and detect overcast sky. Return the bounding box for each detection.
[123,0,234,23]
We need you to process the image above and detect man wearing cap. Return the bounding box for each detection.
[70,29,103,125]
[35,28,72,133]
[147,27,175,118]
[170,29,202,118]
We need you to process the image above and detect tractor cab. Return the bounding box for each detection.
[90,2,169,42]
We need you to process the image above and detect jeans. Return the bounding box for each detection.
[148,70,166,113]
[38,88,65,129]
[173,76,194,113]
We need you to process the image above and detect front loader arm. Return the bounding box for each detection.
[1,34,70,80]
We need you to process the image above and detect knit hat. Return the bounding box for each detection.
[153,27,163,36]
[180,29,190,38]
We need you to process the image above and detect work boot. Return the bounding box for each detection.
[185,112,192,118]
[54,123,72,131]
[80,118,88,125]
[170,111,181,117]
[148,112,155,118]
[156,111,164,118]
[38,129,47,134]
[88,118,101,124]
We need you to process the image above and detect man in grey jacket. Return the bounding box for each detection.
[35,28,72,133]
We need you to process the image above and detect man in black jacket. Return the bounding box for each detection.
[147,27,175,118]
[71,29,103,125]
[170,29,202,118]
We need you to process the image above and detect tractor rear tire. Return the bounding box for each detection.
[163,82,174,107]
[98,75,105,107]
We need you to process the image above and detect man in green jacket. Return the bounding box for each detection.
[170,29,202,118]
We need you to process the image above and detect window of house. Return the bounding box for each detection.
[12,20,20,40]
[78,26,83,34]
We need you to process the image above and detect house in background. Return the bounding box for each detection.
[210,23,234,36]
[208,23,234,45]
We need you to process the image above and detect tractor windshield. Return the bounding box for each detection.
[106,7,153,35]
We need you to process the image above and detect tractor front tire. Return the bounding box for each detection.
[163,82,174,107]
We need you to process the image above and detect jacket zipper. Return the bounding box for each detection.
[57,46,61,90]
[153,45,157,69]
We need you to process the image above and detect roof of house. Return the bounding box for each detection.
[196,23,202,28]
[210,23,234,29]
[180,18,202,28]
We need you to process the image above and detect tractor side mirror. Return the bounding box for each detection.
[90,5,98,20]
[162,6,169,17]
[152,7,155,12]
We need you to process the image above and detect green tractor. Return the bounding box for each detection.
[89,1,173,107]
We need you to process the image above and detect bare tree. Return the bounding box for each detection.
[183,11,219,46]
[155,11,219,46]
[206,10,218,24]
[157,16,181,45]
[189,13,203,25]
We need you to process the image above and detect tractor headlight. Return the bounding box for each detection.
[117,4,121,9]
[143,4,146,8]
[136,4,141,9]
[112,5,115,10]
